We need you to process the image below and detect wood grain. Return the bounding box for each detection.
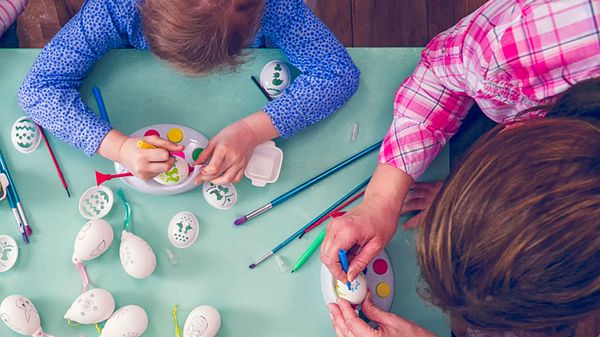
[426,0,487,39]
[306,0,353,46]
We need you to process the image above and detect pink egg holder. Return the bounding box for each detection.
[114,124,209,195]
[320,249,394,312]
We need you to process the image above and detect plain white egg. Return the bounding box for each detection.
[119,231,156,279]
[183,305,221,337]
[72,219,114,263]
[335,273,368,305]
[0,295,43,336]
[99,305,148,337]
[154,156,189,186]
[168,211,199,249]
[64,288,115,324]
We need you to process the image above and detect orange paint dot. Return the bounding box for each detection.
[167,128,184,143]
[375,282,391,298]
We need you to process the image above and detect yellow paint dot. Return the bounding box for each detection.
[167,128,184,143]
[376,282,391,298]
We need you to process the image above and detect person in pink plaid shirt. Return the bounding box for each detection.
[321,0,600,336]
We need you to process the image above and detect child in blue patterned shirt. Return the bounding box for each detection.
[19,0,359,185]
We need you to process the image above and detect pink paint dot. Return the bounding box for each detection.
[172,151,185,159]
[372,259,388,275]
[144,129,160,137]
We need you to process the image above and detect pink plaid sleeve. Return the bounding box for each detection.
[0,0,27,35]
[378,59,474,179]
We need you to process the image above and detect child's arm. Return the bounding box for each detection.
[322,56,475,284]
[0,0,26,36]
[259,0,360,138]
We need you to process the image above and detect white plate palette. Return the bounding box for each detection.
[320,250,395,312]
[11,116,41,154]
[0,235,18,272]
[79,185,114,220]
[115,124,208,195]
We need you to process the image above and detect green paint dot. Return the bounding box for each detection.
[192,148,204,161]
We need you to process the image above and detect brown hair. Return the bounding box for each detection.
[140,0,264,75]
[417,117,600,335]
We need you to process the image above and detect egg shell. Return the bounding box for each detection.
[0,235,19,272]
[154,156,189,186]
[259,60,290,98]
[202,182,237,210]
[334,273,368,305]
[168,211,199,249]
[183,305,221,337]
[99,305,148,337]
[11,117,41,154]
[119,231,156,279]
[73,219,114,263]
[64,288,115,324]
[0,295,43,337]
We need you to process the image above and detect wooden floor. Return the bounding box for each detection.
[306,0,487,46]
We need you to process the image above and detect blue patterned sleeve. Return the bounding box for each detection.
[18,0,144,156]
[258,0,360,138]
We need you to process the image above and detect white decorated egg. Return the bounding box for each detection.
[259,60,290,98]
[154,156,189,186]
[119,231,156,279]
[64,288,115,324]
[168,211,199,249]
[0,235,19,272]
[11,117,41,154]
[335,273,368,305]
[0,295,43,336]
[73,219,114,263]
[99,305,148,337]
[183,305,221,337]
[202,181,237,210]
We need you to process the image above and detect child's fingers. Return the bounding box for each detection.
[202,148,226,176]
[144,136,183,151]
[210,165,241,186]
[143,148,171,162]
[402,212,424,230]
[401,198,430,213]
[195,140,216,165]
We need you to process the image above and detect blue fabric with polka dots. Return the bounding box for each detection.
[18,0,360,156]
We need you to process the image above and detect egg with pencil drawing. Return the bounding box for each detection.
[72,219,114,263]
[334,273,368,305]
[154,156,189,186]
[183,305,221,337]
[0,295,44,336]
[99,305,148,337]
[64,288,115,324]
[119,230,156,279]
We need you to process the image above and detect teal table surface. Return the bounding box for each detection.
[0,48,449,337]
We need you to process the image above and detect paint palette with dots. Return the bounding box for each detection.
[320,250,394,312]
[114,124,209,195]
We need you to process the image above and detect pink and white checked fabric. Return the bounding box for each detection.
[379,0,600,179]
[0,0,26,35]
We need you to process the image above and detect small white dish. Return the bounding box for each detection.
[168,211,199,249]
[0,235,18,272]
[79,185,114,220]
[11,116,41,154]
[244,141,283,187]
[183,305,221,337]
[259,60,290,98]
[202,182,237,210]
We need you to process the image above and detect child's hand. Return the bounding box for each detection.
[194,112,279,186]
[329,293,440,337]
[401,180,444,229]
[117,136,183,180]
